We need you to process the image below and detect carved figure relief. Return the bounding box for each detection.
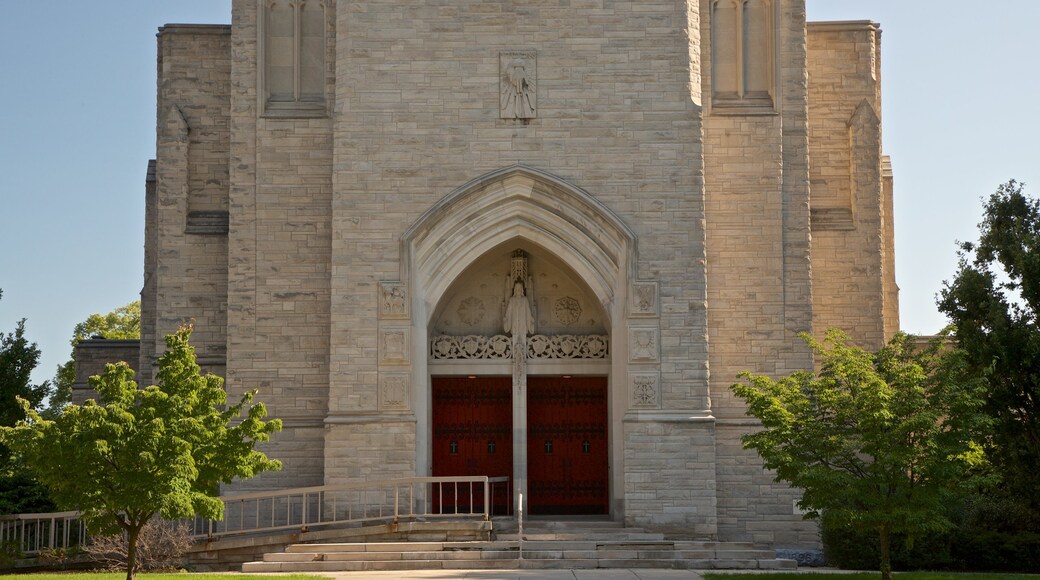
[630,328,659,362]
[553,296,582,326]
[631,374,659,409]
[380,373,409,410]
[380,282,408,319]
[500,51,536,120]
[457,296,487,326]
[630,281,658,317]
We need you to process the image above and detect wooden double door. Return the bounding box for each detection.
[431,375,608,516]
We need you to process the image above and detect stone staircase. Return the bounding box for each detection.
[241,518,798,572]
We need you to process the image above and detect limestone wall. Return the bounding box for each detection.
[701,0,818,547]
[223,2,335,491]
[324,0,712,529]
[807,21,891,350]
[151,25,231,382]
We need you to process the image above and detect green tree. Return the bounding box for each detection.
[939,180,1040,508]
[0,289,55,514]
[731,330,989,580]
[51,300,140,413]
[2,325,281,580]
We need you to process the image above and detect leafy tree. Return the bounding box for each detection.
[731,330,989,580]
[0,289,55,514]
[939,180,1040,508]
[0,289,51,428]
[51,300,140,413]
[2,325,281,580]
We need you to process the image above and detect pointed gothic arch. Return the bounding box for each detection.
[401,165,637,515]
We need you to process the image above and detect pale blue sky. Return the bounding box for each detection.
[2,1,1038,387]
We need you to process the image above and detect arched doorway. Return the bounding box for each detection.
[427,244,611,515]
[401,166,635,517]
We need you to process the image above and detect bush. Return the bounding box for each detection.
[84,520,194,572]
[822,510,1040,573]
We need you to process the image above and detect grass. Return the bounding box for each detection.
[705,574,1039,580]
[0,575,331,580]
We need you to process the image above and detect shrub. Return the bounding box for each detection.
[85,520,194,572]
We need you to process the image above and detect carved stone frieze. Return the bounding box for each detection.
[429,334,608,360]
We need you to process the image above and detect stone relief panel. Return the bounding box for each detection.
[379,282,409,320]
[630,281,658,317]
[379,372,410,411]
[380,327,410,364]
[630,373,660,409]
[500,51,536,120]
[629,327,659,362]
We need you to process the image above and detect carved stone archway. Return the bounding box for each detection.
[401,165,636,516]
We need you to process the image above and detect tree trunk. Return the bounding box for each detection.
[125,524,142,580]
[878,524,893,580]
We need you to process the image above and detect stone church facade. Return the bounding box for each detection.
[134,0,898,549]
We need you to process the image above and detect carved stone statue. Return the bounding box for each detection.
[503,281,536,390]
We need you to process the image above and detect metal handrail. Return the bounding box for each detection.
[0,475,511,555]
[194,475,511,539]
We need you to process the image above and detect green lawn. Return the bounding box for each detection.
[0,575,330,580]
[705,574,1039,580]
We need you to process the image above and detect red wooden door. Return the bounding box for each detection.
[527,376,609,515]
[431,376,512,514]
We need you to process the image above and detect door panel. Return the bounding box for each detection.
[431,376,512,514]
[527,376,608,515]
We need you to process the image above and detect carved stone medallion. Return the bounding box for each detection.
[456,296,486,326]
[553,296,581,326]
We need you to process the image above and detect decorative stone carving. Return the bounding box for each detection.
[430,334,608,360]
[630,373,659,409]
[379,282,408,319]
[380,373,409,410]
[456,296,486,326]
[630,281,658,317]
[629,327,659,362]
[380,328,409,364]
[500,51,536,120]
[553,296,582,326]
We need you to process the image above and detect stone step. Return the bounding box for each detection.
[244,557,796,573]
[497,531,666,541]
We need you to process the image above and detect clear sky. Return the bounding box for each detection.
[2,1,1039,388]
